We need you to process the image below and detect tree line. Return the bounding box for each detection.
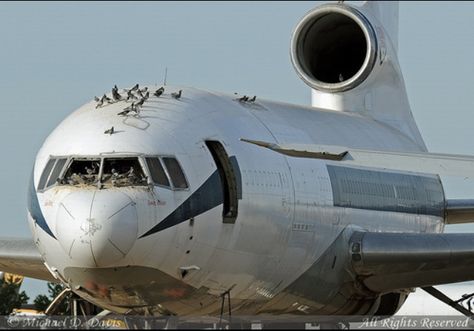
[0,278,68,315]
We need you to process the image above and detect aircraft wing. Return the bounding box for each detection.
[350,231,474,293]
[241,139,474,224]
[0,238,56,282]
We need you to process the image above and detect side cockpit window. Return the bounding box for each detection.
[146,158,170,188]
[162,157,188,189]
[101,157,147,188]
[63,159,100,186]
[38,158,68,191]
[47,158,68,188]
[38,159,56,191]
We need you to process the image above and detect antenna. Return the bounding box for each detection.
[163,67,168,86]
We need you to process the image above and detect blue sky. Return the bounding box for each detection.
[1,1,473,302]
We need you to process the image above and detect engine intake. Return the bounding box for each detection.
[291,4,378,93]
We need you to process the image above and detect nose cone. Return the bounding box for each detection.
[56,190,138,267]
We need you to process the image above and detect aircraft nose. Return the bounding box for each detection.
[56,190,138,267]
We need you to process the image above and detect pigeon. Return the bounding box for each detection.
[95,99,104,109]
[117,109,131,116]
[102,94,113,104]
[85,167,94,175]
[126,90,137,101]
[125,103,136,111]
[118,103,138,116]
[104,126,115,135]
[112,86,122,101]
[135,98,146,108]
[143,91,150,101]
[154,87,165,97]
[139,87,148,94]
[171,90,182,99]
[130,102,140,115]
[248,95,256,102]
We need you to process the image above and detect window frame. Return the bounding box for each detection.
[100,156,149,188]
[161,156,190,191]
[37,158,57,192]
[145,156,171,189]
[38,154,189,192]
[45,158,68,188]
[147,155,189,191]
[61,156,103,188]
[38,157,70,192]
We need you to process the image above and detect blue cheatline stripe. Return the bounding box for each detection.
[28,171,56,239]
[140,170,223,238]
[140,156,242,238]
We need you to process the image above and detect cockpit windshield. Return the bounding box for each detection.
[60,157,147,188]
[62,159,100,186]
[101,157,147,188]
[41,154,187,191]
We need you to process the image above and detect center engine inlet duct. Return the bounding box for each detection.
[290,4,378,93]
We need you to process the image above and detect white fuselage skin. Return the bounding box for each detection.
[28,86,445,316]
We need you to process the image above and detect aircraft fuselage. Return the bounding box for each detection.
[28,86,445,315]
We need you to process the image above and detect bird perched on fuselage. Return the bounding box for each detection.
[171,90,182,99]
[112,85,122,101]
[154,86,165,97]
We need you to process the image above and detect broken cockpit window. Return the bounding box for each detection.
[101,157,147,187]
[62,159,101,186]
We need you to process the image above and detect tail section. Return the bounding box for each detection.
[364,1,399,53]
[290,1,426,150]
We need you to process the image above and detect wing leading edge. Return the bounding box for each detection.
[0,238,56,282]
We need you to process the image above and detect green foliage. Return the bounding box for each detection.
[0,278,29,315]
[33,282,70,315]
[47,283,65,299]
[33,294,50,312]
[48,282,70,315]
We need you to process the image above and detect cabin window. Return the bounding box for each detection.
[146,157,171,188]
[63,159,101,186]
[101,157,147,187]
[205,141,238,223]
[38,159,56,191]
[46,158,68,188]
[162,157,188,189]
